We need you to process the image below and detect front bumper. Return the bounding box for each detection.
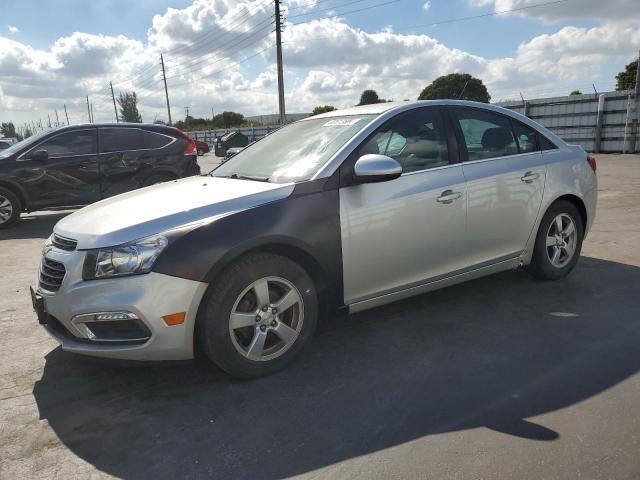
[36,247,207,361]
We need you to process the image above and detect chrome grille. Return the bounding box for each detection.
[39,257,66,293]
[52,234,77,251]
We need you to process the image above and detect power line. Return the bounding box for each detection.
[287,0,376,19]
[289,0,401,25]
[399,0,571,30]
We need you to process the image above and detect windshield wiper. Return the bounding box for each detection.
[215,173,270,182]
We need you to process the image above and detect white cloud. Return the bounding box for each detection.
[1,0,640,126]
[470,0,640,22]
[8,25,18,34]
[422,1,431,11]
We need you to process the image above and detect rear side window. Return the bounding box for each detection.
[32,130,96,158]
[511,120,538,154]
[100,128,143,153]
[142,130,172,149]
[452,108,518,161]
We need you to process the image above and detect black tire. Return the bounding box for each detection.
[0,187,21,229]
[526,200,584,281]
[197,252,318,378]
[142,173,174,187]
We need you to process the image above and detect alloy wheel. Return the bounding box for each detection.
[546,213,577,268]
[0,195,13,225]
[228,276,304,362]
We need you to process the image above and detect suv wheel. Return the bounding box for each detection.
[197,253,318,378]
[0,187,21,229]
[526,200,584,280]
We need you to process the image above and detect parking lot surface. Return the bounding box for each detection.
[1,154,639,479]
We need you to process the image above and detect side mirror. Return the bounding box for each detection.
[353,154,402,184]
[30,149,48,162]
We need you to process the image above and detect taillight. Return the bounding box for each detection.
[174,128,196,155]
[586,154,597,173]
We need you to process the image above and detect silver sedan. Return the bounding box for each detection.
[34,100,596,378]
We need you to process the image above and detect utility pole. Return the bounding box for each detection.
[90,104,94,124]
[54,109,59,127]
[86,95,91,123]
[211,106,215,120]
[184,106,190,120]
[160,54,172,125]
[274,0,286,125]
[47,114,52,128]
[110,81,119,122]
[63,104,69,125]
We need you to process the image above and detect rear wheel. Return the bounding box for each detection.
[197,253,318,378]
[0,187,21,229]
[526,200,583,280]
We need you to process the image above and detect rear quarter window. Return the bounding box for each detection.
[142,130,173,149]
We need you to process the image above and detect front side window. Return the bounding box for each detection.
[213,115,374,183]
[30,130,96,158]
[452,108,518,161]
[100,128,143,153]
[359,108,450,173]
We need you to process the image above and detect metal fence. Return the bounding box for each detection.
[497,90,639,153]
[185,125,282,145]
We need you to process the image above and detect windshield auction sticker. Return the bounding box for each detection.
[322,118,363,127]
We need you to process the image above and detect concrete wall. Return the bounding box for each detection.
[497,90,639,153]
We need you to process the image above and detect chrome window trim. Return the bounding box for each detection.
[461,150,543,167]
[312,100,567,180]
[401,162,460,176]
[98,127,176,154]
[17,127,97,162]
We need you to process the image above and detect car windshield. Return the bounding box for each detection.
[0,130,50,158]
[212,115,374,183]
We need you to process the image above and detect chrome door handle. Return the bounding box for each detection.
[521,171,539,183]
[436,190,462,204]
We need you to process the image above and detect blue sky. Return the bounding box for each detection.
[1,0,639,127]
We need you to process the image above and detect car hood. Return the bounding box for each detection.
[54,176,295,249]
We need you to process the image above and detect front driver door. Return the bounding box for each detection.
[339,107,468,306]
[18,128,100,208]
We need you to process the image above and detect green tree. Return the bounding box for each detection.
[1,122,16,138]
[570,90,582,96]
[358,90,383,105]
[117,91,142,123]
[310,105,336,116]
[212,111,245,128]
[418,73,491,103]
[615,59,638,91]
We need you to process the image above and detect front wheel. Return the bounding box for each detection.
[197,253,318,378]
[0,187,21,229]
[526,200,584,280]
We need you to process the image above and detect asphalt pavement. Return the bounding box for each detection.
[0,153,639,479]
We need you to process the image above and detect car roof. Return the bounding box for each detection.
[303,99,529,120]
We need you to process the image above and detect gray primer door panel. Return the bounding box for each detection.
[340,165,467,305]
[461,152,547,266]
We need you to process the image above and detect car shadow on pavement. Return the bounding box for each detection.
[0,211,69,241]
[33,256,640,479]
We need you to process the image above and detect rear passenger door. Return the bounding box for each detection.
[449,107,547,267]
[98,127,173,198]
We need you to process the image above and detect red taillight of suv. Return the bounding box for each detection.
[587,154,597,173]
[174,128,196,155]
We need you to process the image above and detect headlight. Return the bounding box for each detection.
[83,234,169,280]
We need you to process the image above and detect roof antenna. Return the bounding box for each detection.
[458,79,470,99]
